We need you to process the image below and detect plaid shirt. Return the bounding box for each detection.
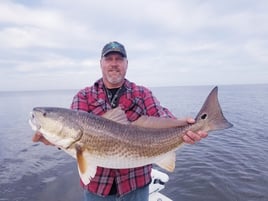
[71,78,174,197]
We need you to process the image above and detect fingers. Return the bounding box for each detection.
[178,117,208,144]
[186,118,195,124]
[183,131,208,144]
[198,131,208,138]
[32,132,54,146]
[32,132,42,142]
[176,117,195,126]
[183,131,197,144]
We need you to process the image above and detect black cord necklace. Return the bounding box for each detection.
[105,86,122,108]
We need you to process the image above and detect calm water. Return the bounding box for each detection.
[0,84,267,201]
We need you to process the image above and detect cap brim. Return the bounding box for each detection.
[102,50,126,57]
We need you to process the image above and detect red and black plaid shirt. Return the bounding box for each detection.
[71,78,174,197]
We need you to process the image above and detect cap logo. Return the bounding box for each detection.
[110,42,120,49]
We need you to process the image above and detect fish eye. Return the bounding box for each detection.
[201,113,207,120]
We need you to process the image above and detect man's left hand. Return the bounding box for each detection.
[182,118,208,144]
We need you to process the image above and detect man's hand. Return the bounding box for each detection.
[32,132,54,146]
[181,118,208,144]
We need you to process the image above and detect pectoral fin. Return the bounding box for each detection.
[156,152,176,172]
[75,144,97,185]
[102,107,129,124]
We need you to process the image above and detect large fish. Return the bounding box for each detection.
[29,86,233,185]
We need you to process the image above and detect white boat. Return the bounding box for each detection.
[149,169,172,201]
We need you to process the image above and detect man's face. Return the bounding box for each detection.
[100,52,128,88]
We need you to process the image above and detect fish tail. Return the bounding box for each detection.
[195,86,233,132]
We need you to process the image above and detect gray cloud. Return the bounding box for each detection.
[0,0,267,91]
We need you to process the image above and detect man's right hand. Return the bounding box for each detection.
[32,132,54,146]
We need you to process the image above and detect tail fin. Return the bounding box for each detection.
[195,86,233,132]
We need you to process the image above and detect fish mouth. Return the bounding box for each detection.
[29,112,41,131]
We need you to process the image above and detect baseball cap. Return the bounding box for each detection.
[101,41,127,58]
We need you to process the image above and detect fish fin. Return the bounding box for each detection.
[75,144,96,185]
[132,116,181,129]
[195,86,233,132]
[102,107,129,124]
[156,152,176,172]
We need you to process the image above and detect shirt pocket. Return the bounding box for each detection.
[88,99,110,115]
[120,97,145,121]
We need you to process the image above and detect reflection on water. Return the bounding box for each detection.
[0,85,267,201]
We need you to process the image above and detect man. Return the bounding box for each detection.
[33,41,207,201]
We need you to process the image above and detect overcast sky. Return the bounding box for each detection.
[0,0,267,91]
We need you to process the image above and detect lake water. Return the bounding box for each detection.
[0,84,267,201]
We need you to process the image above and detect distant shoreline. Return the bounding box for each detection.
[1,83,267,93]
